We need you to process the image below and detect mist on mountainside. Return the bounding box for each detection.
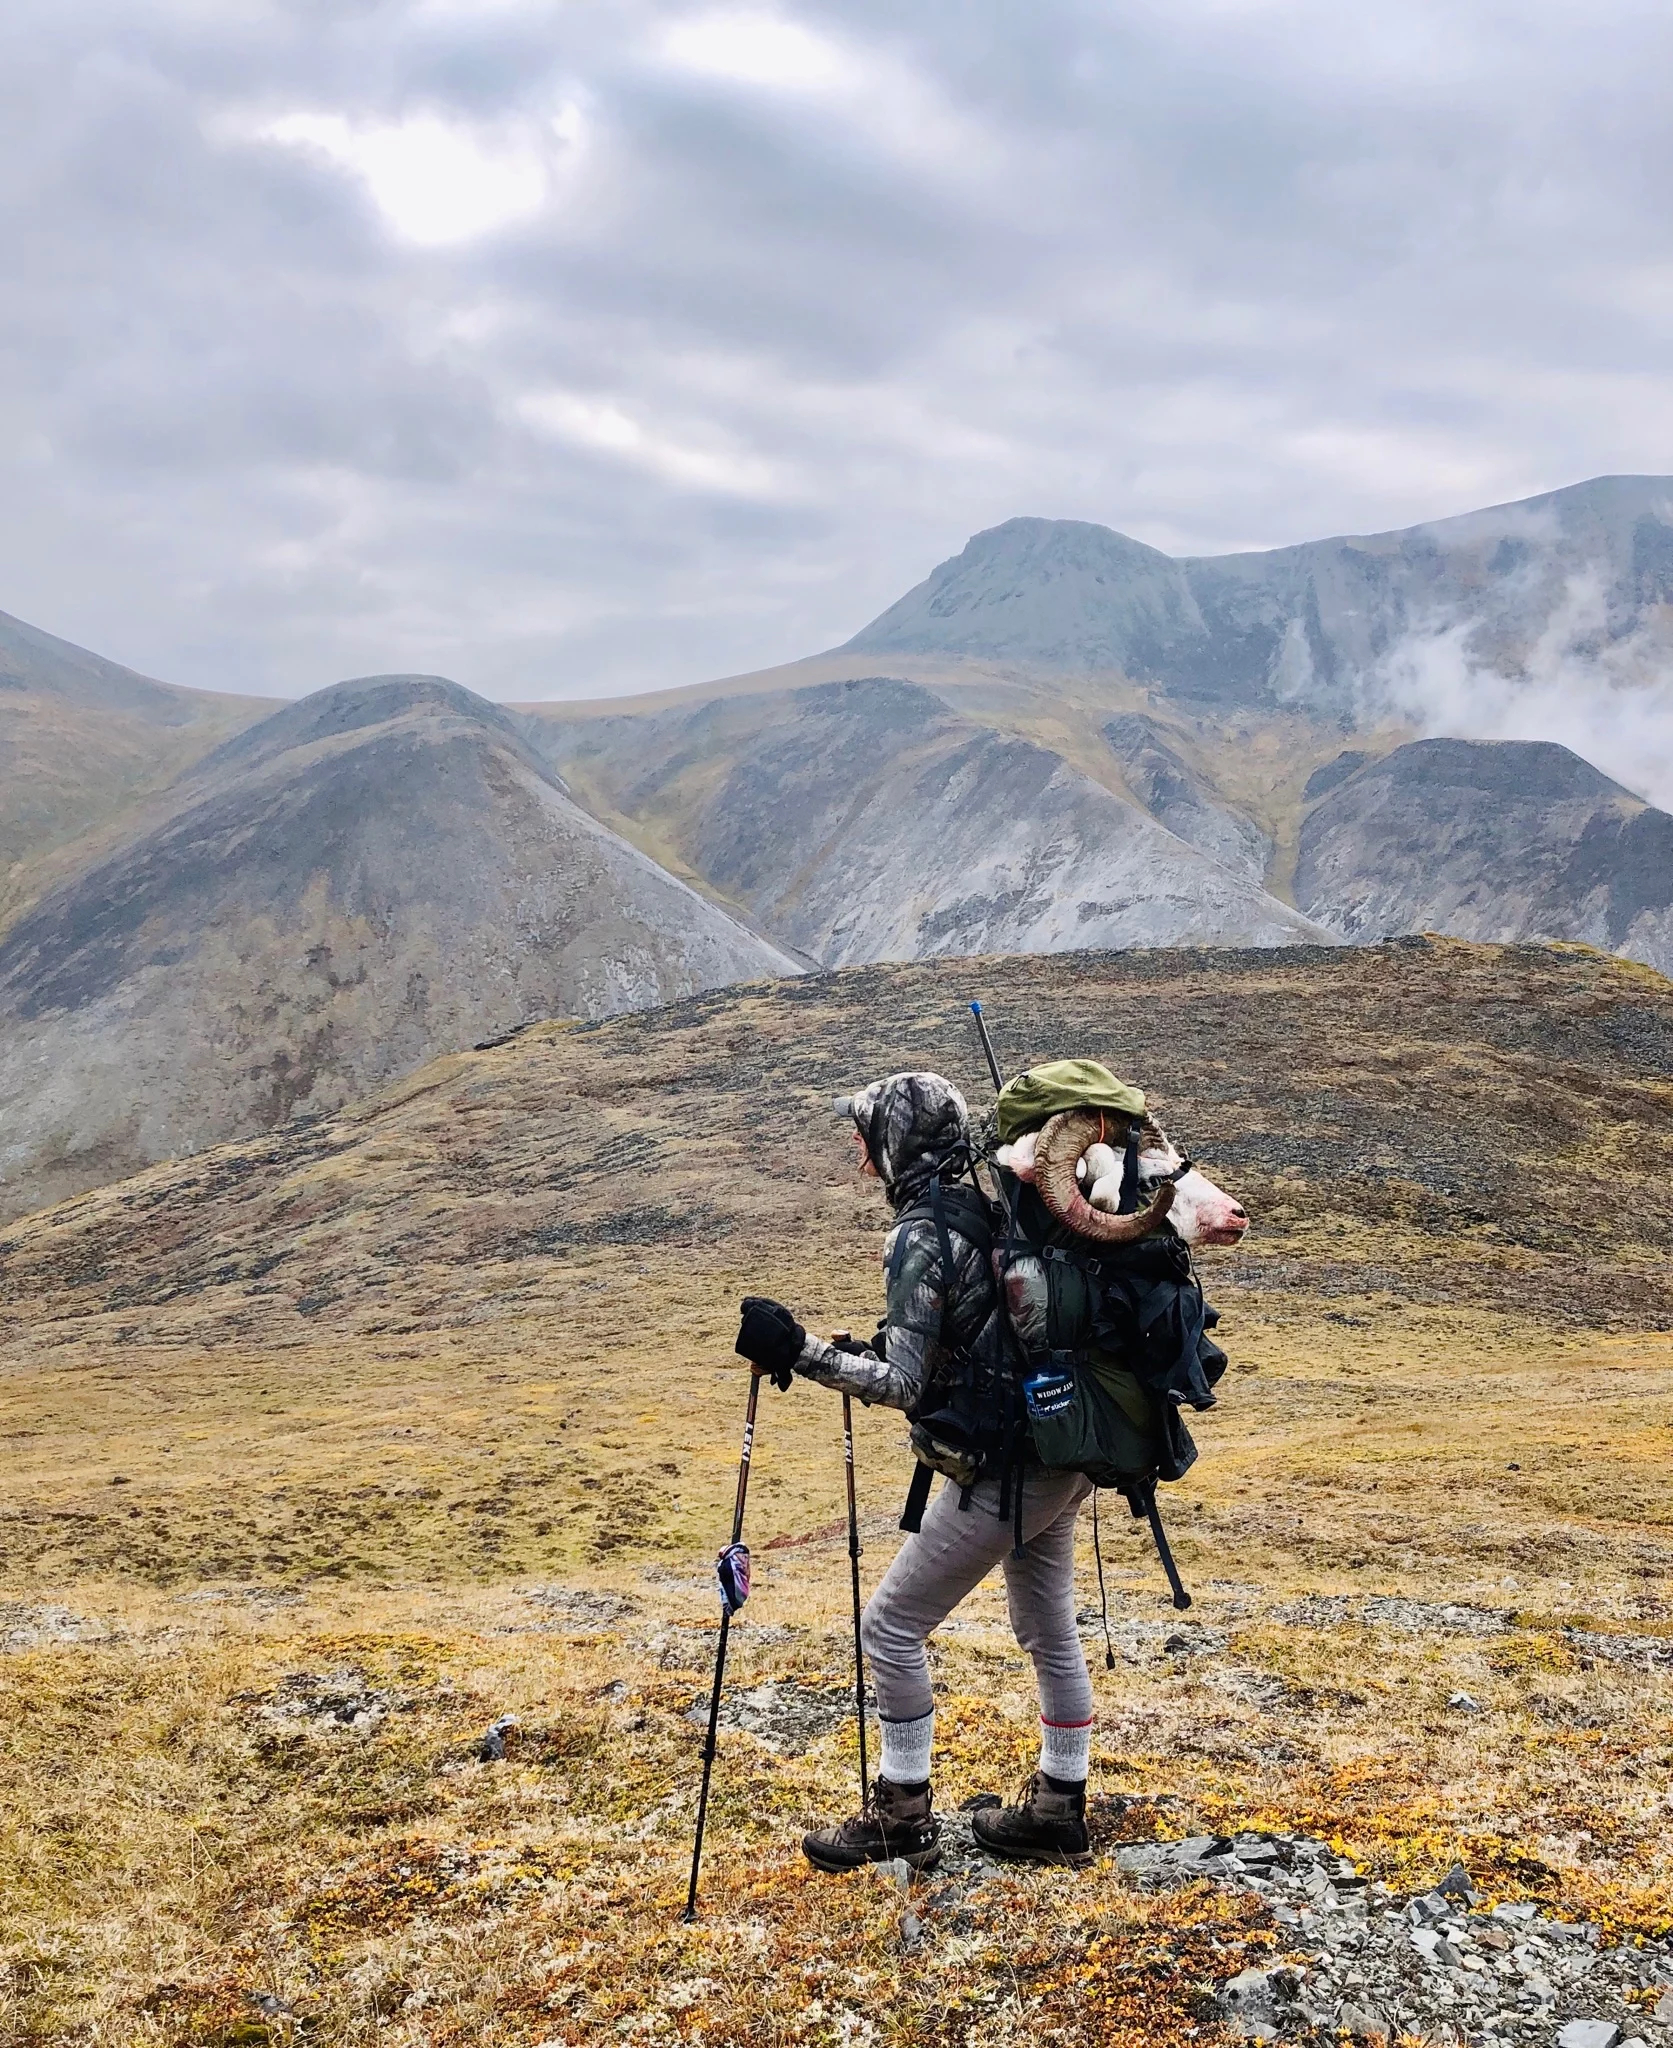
[1363,576,1673,812]
[849,476,1673,802]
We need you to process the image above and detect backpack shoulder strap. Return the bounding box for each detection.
[927,1175,959,1293]
[1118,1125,1140,1213]
[894,1181,966,1538]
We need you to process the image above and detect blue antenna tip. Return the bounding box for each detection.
[970,1000,982,1016]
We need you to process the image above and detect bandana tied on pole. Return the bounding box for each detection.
[716,1541,751,1616]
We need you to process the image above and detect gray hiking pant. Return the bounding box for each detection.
[860,1466,1095,1728]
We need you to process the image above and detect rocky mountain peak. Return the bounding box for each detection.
[845,477,1673,727]
[0,672,795,1221]
[846,515,1206,673]
[1354,737,1637,806]
[1295,735,1671,956]
[194,672,535,782]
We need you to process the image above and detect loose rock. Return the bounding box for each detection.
[0,1603,112,1651]
[1118,1830,1673,2046]
[243,1669,404,1736]
[684,1679,864,1755]
[1556,2022,1621,2048]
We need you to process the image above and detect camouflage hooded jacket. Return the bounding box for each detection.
[793,1072,1011,1419]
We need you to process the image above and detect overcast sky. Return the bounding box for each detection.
[4,0,1672,702]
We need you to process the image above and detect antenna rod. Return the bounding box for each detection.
[968,1000,1004,1095]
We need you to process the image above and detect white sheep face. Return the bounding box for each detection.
[1004,1118,1249,1248]
[1135,1124,1248,1246]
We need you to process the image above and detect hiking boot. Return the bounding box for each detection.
[801,1776,941,1873]
[970,1773,1092,1867]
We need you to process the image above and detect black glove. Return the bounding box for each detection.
[829,1321,887,1359]
[735,1296,806,1390]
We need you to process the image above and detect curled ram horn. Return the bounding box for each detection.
[1034,1110,1174,1243]
[995,1130,1039,1183]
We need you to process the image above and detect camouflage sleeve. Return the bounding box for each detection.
[792,1219,952,1413]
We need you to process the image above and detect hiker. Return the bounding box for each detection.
[733,1070,1101,1874]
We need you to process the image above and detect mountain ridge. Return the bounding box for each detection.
[531,675,1333,967]
[1295,736,1673,958]
[0,603,273,914]
[4,473,1673,1224]
[0,674,795,1222]
[846,474,1673,729]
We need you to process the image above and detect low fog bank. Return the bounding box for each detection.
[1363,571,1673,809]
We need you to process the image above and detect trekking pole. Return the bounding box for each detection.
[842,1393,870,1808]
[683,1369,762,1922]
[968,1000,1005,1094]
[1132,1481,1193,1611]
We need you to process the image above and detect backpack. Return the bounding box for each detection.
[892,1046,1232,1552]
[1000,1176,1227,1488]
[889,1155,1226,1573]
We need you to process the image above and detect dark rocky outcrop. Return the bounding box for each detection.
[1294,737,1673,972]
[1302,750,1372,801]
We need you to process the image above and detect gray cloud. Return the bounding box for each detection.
[3,0,1673,699]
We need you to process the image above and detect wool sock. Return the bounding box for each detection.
[878,1710,934,1788]
[1038,1714,1091,1786]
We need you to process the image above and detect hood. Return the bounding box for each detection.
[842,1070,972,1209]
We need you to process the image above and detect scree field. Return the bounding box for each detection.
[1,938,1671,2046]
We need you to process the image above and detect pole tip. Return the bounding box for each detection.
[1173,1591,1193,1611]
[969,1000,982,1016]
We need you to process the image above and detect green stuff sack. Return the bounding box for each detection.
[1026,1355,1189,1487]
[995,1058,1146,1145]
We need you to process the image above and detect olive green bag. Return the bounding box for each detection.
[995,1058,1147,1145]
[1027,1353,1166,1487]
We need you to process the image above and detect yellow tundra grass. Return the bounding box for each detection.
[1,939,1670,2044]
